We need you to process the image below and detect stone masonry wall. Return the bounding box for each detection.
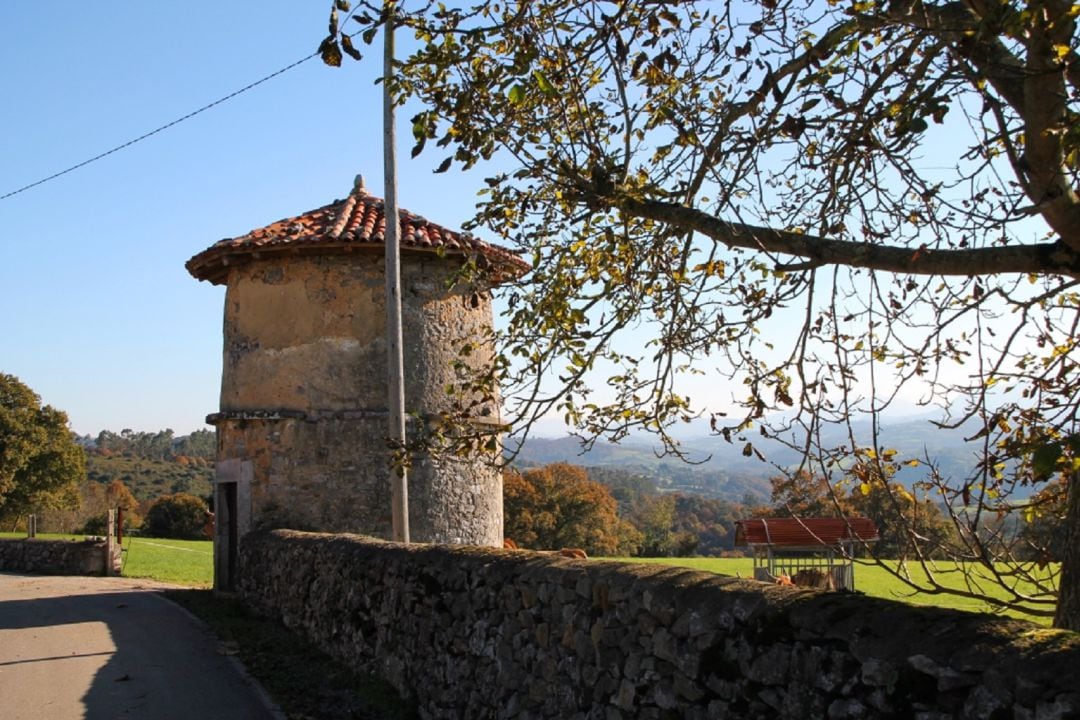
[239,530,1080,720]
[216,417,502,544]
[0,538,112,575]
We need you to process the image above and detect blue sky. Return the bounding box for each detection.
[1,2,496,435]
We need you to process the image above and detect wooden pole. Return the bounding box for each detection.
[384,0,410,543]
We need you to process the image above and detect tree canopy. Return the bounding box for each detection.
[324,0,1080,628]
[504,462,634,554]
[144,492,210,540]
[0,373,84,526]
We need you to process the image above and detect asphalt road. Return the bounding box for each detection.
[0,573,281,720]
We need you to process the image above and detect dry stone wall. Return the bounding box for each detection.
[239,530,1080,720]
[0,538,113,575]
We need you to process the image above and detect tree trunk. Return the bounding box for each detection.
[1054,471,1080,631]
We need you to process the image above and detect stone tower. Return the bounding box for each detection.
[186,180,526,589]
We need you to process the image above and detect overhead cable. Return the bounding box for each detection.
[1,51,320,202]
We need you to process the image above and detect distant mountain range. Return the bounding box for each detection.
[508,416,991,502]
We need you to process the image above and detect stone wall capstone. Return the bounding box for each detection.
[239,529,1080,720]
[0,538,112,575]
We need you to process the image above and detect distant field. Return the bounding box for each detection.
[612,556,1058,625]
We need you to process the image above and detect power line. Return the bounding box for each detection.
[1,50,320,202]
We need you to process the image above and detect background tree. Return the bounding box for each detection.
[504,463,634,554]
[79,479,143,534]
[629,494,678,557]
[173,429,215,461]
[144,492,208,540]
[766,471,849,519]
[671,494,742,556]
[0,373,84,528]
[843,463,955,559]
[328,0,1080,628]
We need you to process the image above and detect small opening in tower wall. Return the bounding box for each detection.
[468,292,482,309]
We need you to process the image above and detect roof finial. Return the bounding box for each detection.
[329,176,364,239]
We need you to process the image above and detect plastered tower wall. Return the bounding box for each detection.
[188,185,528,589]
[211,252,503,544]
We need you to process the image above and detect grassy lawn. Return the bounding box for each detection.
[613,556,1057,625]
[0,531,85,540]
[3,532,1056,624]
[0,532,213,586]
[121,536,213,587]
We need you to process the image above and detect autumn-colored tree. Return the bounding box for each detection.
[767,471,851,520]
[504,463,631,555]
[80,479,143,533]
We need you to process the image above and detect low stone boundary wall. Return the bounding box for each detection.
[0,538,115,575]
[239,529,1080,720]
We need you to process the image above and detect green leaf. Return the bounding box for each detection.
[362,27,378,45]
[434,157,453,173]
[335,0,350,10]
[532,70,557,97]
[329,7,339,36]
[1032,442,1062,479]
[508,83,526,105]
[319,36,343,67]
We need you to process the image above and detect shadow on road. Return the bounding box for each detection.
[0,576,276,720]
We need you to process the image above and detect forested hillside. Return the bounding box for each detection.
[80,428,214,506]
[85,455,212,505]
[77,427,213,518]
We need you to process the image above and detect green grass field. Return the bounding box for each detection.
[0,532,85,540]
[121,537,213,586]
[0,532,213,587]
[614,556,1058,625]
[2,532,1056,623]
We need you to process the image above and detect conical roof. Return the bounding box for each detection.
[186,179,528,285]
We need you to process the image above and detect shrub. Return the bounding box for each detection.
[144,493,208,539]
[79,511,142,536]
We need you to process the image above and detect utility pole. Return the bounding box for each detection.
[384,0,409,543]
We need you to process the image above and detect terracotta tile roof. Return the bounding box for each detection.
[734,517,879,548]
[186,181,529,285]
